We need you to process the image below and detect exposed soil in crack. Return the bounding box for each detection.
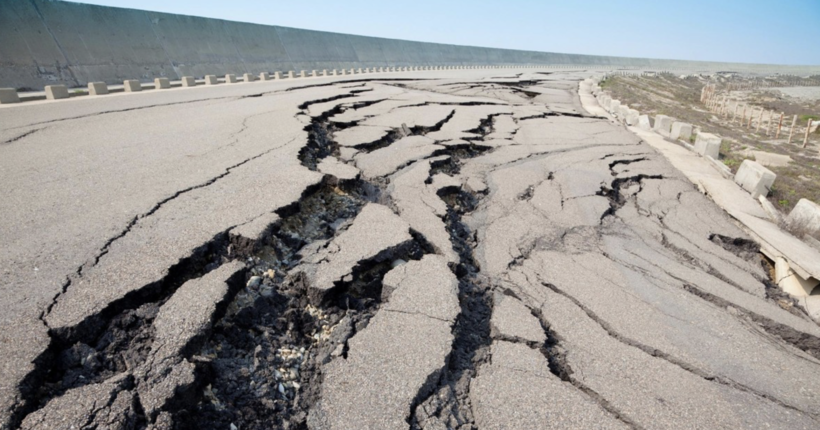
[298,98,386,170]
[351,109,456,154]
[708,234,761,262]
[409,186,493,430]
[597,174,664,221]
[166,180,429,430]
[163,91,432,429]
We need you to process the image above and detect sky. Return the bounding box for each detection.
[75,0,820,65]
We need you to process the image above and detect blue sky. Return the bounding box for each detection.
[76,0,820,65]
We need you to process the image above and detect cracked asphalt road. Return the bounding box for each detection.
[2,69,820,429]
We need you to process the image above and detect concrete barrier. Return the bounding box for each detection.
[124,79,142,92]
[45,84,69,100]
[694,132,721,159]
[617,105,629,119]
[670,122,693,141]
[653,115,673,136]
[273,72,281,79]
[87,82,108,96]
[311,70,318,77]
[357,68,363,74]
[0,88,20,104]
[340,69,347,75]
[637,115,652,130]
[154,77,170,89]
[181,76,196,87]
[786,199,820,235]
[287,71,294,78]
[225,74,237,83]
[735,160,776,198]
[626,109,640,126]
[300,71,307,78]
[259,72,270,81]
[205,75,218,85]
[243,73,256,83]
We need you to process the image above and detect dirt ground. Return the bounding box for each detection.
[601,75,820,217]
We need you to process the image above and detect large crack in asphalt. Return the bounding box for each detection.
[408,186,492,430]
[165,180,428,429]
[351,109,456,154]
[163,90,433,429]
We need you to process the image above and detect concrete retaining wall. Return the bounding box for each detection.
[2,0,820,90]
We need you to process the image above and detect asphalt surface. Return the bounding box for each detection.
[1,68,819,429]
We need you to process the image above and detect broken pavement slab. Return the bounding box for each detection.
[355,135,444,177]
[308,255,459,430]
[299,203,414,303]
[490,293,546,343]
[472,341,629,430]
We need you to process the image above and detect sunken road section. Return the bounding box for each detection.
[2,68,820,430]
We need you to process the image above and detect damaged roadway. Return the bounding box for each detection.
[1,68,820,429]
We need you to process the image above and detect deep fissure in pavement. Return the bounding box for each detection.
[409,184,493,430]
[352,109,456,153]
[167,93,432,429]
[10,230,239,429]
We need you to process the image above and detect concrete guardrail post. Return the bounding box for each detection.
[154,77,170,89]
[637,115,652,130]
[0,88,20,104]
[670,122,693,141]
[653,115,673,136]
[259,72,270,81]
[45,85,69,100]
[225,74,237,84]
[205,75,218,85]
[735,160,776,198]
[88,82,108,96]
[243,73,256,83]
[124,80,142,92]
[181,76,196,87]
[625,109,640,126]
[694,132,721,159]
[274,72,282,80]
